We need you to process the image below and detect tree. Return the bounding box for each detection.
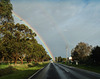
[0,22,51,64]
[90,46,100,65]
[44,54,51,61]
[62,58,66,62]
[31,43,51,62]
[0,39,7,62]
[0,0,51,64]
[0,23,37,64]
[58,56,62,62]
[71,42,92,63]
[0,0,14,24]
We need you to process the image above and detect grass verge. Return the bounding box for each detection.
[62,63,100,74]
[0,62,49,79]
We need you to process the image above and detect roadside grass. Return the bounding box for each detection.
[0,61,49,79]
[63,63,100,74]
[0,64,9,69]
[74,64,100,74]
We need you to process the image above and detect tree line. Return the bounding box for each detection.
[71,42,100,65]
[0,0,51,64]
[55,56,66,62]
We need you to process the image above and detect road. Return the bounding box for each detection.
[28,63,100,79]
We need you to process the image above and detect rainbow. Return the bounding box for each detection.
[12,11,55,61]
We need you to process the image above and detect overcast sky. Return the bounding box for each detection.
[11,0,100,58]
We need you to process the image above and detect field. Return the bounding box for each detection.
[0,62,49,79]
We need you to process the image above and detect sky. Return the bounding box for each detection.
[11,0,100,58]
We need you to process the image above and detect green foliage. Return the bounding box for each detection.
[62,58,66,62]
[0,0,51,64]
[0,0,14,23]
[71,42,92,63]
[71,42,100,66]
[55,56,66,62]
[0,23,51,64]
[58,56,62,62]
[90,46,100,65]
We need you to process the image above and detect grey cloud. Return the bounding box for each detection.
[11,0,100,58]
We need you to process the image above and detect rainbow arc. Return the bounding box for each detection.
[12,11,55,61]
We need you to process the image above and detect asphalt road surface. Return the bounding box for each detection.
[29,63,100,79]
